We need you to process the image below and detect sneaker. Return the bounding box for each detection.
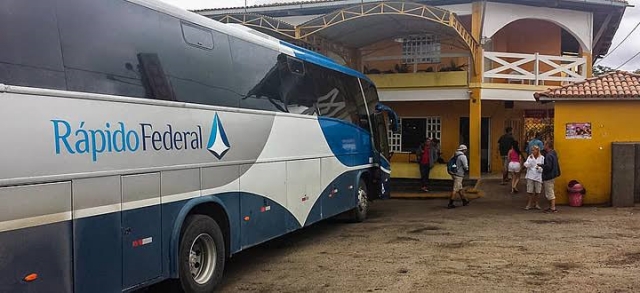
[544,208,558,213]
[535,205,542,210]
[447,203,456,209]
[421,187,429,192]
[524,205,532,210]
[462,199,470,206]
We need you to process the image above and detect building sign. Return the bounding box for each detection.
[566,122,592,139]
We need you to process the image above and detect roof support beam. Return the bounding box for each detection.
[592,12,613,51]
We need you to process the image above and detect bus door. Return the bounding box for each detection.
[371,112,392,199]
[121,173,163,288]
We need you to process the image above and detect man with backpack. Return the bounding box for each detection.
[448,144,470,209]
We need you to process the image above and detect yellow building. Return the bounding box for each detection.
[198,0,628,180]
[536,71,640,205]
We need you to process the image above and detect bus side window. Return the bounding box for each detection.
[181,22,214,50]
[230,37,286,112]
[0,0,66,90]
[281,58,320,115]
[137,53,176,102]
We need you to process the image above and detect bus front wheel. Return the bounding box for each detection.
[351,178,369,222]
[179,215,225,293]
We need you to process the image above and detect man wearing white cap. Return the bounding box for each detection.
[448,144,470,209]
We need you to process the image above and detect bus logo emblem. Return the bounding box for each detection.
[207,113,230,159]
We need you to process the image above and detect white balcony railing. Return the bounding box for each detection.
[483,51,587,85]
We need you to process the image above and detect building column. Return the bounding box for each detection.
[582,51,593,78]
[468,1,484,178]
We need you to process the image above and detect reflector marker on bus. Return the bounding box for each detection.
[302,195,309,202]
[132,237,153,247]
[260,206,271,212]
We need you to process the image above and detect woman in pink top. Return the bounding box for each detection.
[507,141,525,193]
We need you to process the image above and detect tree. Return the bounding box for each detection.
[592,65,615,76]
[634,69,640,74]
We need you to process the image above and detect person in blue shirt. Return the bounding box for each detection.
[526,132,544,155]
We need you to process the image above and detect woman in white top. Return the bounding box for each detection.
[523,145,544,210]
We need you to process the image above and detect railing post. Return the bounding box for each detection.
[534,52,539,86]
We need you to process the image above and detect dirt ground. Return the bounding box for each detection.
[147,179,640,293]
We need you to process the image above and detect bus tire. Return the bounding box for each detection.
[351,178,369,222]
[179,215,225,293]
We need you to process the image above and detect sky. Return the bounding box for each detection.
[160,0,640,70]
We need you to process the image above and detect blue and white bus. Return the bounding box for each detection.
[0,0,397,292]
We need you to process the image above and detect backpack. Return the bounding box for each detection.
[447,154,461,175]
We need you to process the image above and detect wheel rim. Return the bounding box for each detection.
[357,186,368,212]
[188,233,216,285]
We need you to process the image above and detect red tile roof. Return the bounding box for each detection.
[535,71,640,101]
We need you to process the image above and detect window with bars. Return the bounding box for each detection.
[388,117,442,153]
[401,35,441,64]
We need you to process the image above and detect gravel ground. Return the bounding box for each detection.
[145,179,640,293]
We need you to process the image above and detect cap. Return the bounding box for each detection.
[457,144,468,151]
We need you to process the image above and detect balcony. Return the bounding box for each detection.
[363,54,470,89]
[366,71,468,89]
[483,51,587,86]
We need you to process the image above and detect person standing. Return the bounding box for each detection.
[498,127,515,185]
[523,145,544,210]
[417,138,437,192]
[448,145,470,209]
[542,140,561,213]
[526,132,544,155]
[507,140,525,194]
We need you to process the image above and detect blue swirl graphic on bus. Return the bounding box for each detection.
[51,114,229,162]
[206,113,231,159]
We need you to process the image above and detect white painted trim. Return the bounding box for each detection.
[378,88,470,101]
[0,212,72,233]
[162,191,202,204]
[482,2,593,52]
[481,88,538,102]
[122,197,162,211]
[73,204,122,219]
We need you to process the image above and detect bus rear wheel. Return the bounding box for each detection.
[179,215,225,293]
[351,178,369,222]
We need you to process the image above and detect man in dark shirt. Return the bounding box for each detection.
[542,140,561,213]
[498,127,515,185]
[417,137,437,192]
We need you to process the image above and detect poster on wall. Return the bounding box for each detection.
[565,122,592,139]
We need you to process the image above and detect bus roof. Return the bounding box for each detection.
[129,0,373,86]
[278,41,373,84]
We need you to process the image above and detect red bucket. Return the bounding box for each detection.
[568,192,583,207]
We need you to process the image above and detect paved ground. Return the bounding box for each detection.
[145,179,640,293]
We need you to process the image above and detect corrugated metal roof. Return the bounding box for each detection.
[192,0,339,12]
[193,0,629,13]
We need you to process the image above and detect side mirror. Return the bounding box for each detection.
[375,103,399,133]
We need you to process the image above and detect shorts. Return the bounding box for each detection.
[544,179,555,200]
[508,162,521,173]
[526,179,542,194]
[453,176,464,192]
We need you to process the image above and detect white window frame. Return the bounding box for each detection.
[401,35,441,65]
[388,117,442,153]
